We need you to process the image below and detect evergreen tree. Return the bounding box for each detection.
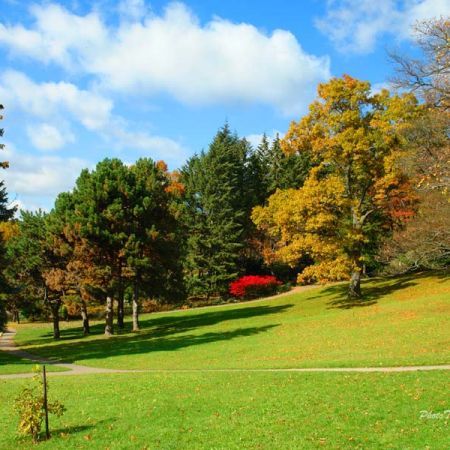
[126,158,184,331]
[255,134,312,197]
[69,158,131,335]
[0,104,16,330]
[59,158,184,334]
[47,191,95,335]
[6,211,63,338]
[243,133,313,280]
[181,125,249,298]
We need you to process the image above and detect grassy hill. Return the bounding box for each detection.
[10,271,450,370]
[1,272,449,449]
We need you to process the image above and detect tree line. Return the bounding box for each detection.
[0,17,448,338]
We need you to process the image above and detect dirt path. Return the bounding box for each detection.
[157,284,324,315]
[0,329,125,377]
[1,329,449,380]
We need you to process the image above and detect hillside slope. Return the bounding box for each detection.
[13,272,450,370]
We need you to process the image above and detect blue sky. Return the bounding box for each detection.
[0,0,448,211]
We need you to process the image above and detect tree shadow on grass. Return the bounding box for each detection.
[321,272,433,310]
[26,303,292,344]
[25,325,279,365]
[49,418,114,437]
[20,304,291,364]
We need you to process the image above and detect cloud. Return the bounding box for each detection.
[245,130,283,148]
[27,123,74,151]
[118,0,148,21]
[371,82,393,94]
[2,142,90,211]
[0,70,187,163]
[0,2,330,115]
[0,3,108,68]
[316,0,450,54]
[106,125,189,164]
[0,70,113,131]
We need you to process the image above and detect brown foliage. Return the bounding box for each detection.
[379,191,450,272]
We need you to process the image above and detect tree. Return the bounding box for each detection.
[69,159,131,335]
[0,104,17,330]
[378,190,450,272]
[387,18,450,271]
[125,158,184,331]
[61,158,184,335]
[253,76,419,298]
[47,192,97,335]
[255,134,312,197]
[6,211,62,338]
[389,16,449,196]
[181,125,249,298]
[390,17,449,111]
[401,108,450,195]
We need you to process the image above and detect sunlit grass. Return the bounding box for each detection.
[12,271,450,370]
[0,351,67,374]
[1,371,448,449]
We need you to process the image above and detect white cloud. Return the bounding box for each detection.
[106,125,189,163]
[371,82,393,94]
[2,142,89,210]
[0,2,330,115]
[118,0,148,21]
[0,70,113,131]
[27,123,74,151]
[0,70,187,162]
[316,0,450,54]
[0,3,108,68]
[245,130,283,148]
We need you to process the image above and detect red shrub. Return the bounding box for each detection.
[229,275,281,299]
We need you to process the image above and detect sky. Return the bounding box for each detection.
[0,0,448,212]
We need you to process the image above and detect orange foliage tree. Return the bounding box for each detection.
[253,75,419,298]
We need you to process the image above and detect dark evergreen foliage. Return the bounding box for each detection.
[0,104,16,330]
[181,125,249,298]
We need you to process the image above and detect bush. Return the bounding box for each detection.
[14,366,65,442]
[229,275,281,299]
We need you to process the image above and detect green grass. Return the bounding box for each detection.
[13,272,450,370]
[2,272,449,448]
[0,350,67,375]
[1,371,448,449]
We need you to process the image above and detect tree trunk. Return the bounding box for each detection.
[50,301,61,340]
[132,282,140,332]
[105,295,114,336]
[117,285,125,329]
[348,252,363,299]
[349,209,365,299]
[348,268,362,298]
[80,299,90,335]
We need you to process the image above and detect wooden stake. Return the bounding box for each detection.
[42,365,50,439]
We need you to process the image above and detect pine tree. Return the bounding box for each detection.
[254,134,312,198]
[0,104,16,330]
[181,125,249,298]
[126,158,184,331]
[69,159,131,335]
[6,211,63,338]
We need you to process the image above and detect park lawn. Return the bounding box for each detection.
[12,272,450,371]
[0,351,68,375]
[1,371,449,449]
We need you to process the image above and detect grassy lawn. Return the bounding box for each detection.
[2,272,449,448]
[0,351,67,375]
[12,272,450,370]
[1,371,448,449]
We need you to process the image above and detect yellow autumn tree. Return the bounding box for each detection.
[253,75,419,298]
